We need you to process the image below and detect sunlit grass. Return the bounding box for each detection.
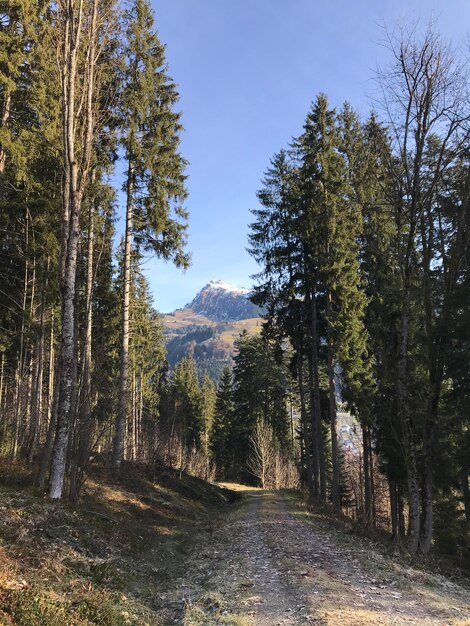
[0,462,233,625]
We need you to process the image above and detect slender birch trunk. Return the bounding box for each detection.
[28,259,47,462]
[12,209,31,460]
[49,0,99,499]
[46,315,55,435]
[113,158,134,474]
[78,184,95,471]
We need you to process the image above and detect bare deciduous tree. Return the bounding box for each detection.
[248,418,278,489]
[377,21,470,553]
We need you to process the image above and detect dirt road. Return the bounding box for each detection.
[166,488,470,626]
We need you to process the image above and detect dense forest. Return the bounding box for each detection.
[248,27,470,557]
[0,0,469,563]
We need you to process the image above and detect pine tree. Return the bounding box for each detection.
[0,2,61,467]
[170,355,202,452]
[200,372,216,479]
[293,93,347,511]
[249,150,319,496]
[127,261,166,462]
[231,331,290,480]
[113,0,189,475]
[211,367,234,477]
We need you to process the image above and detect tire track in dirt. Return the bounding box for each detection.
[167,488,470,626]
[226,491,312,625]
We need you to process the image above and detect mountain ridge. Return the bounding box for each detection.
[181,279,259,322]
[163,279,263,380]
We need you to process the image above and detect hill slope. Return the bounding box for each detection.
[0,462,235,626]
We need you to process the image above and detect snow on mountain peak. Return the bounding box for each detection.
[207,280,251,295]
[181,279,260,322]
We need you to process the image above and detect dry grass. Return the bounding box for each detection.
[163,307,262,345]
[218,318,262,344]
[216,482,261,492]
[182,592,252,626]
[0,460,234,625]
[163,308,215,334]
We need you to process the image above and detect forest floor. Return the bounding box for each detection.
[177,486,470,626]
[0,465,470,625]
[0,461,235,626]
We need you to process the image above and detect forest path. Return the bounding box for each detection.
[170,488,470,626]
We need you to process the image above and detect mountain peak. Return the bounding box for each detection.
[185,279,259,322]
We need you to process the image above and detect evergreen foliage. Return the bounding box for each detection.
[211,367,235,476]
[231,331,290,480]
[248,25,470,555]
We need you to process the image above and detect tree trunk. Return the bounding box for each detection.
[396,259,420,552]
[131,368,137,461]
[370,439,377,527]
[46,316,55,430]
[397,483,406,539]
[49,0,99,499]
[28,260,47,463]
[420,457,433,554]
[389,479,398,543]
[78,191,95,470]
[0,91,11,173]
[69,195,95,501]
[462,469,470,524]
[50,197,81,498]
[363,426,372,529]
[295,346,314,497]
[37,318,56,488]
[311,288,326,501]
[38,359,59,488]
[27,335,43,463]
[326,289,340,512]
[2,372,10,442]
[12,208,31,460]
[306,350,319,496]
[113,159,134,475]
[0,353,4,426]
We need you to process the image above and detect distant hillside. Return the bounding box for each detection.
[163,280,263,381]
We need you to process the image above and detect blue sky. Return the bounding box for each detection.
[139,0,470,313]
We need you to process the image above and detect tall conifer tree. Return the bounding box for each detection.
[113,0,189,475]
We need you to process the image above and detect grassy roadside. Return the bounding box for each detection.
[281,490,470,594]
[0,460,235,626]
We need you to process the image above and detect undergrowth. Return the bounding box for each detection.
[0,460,233,625]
